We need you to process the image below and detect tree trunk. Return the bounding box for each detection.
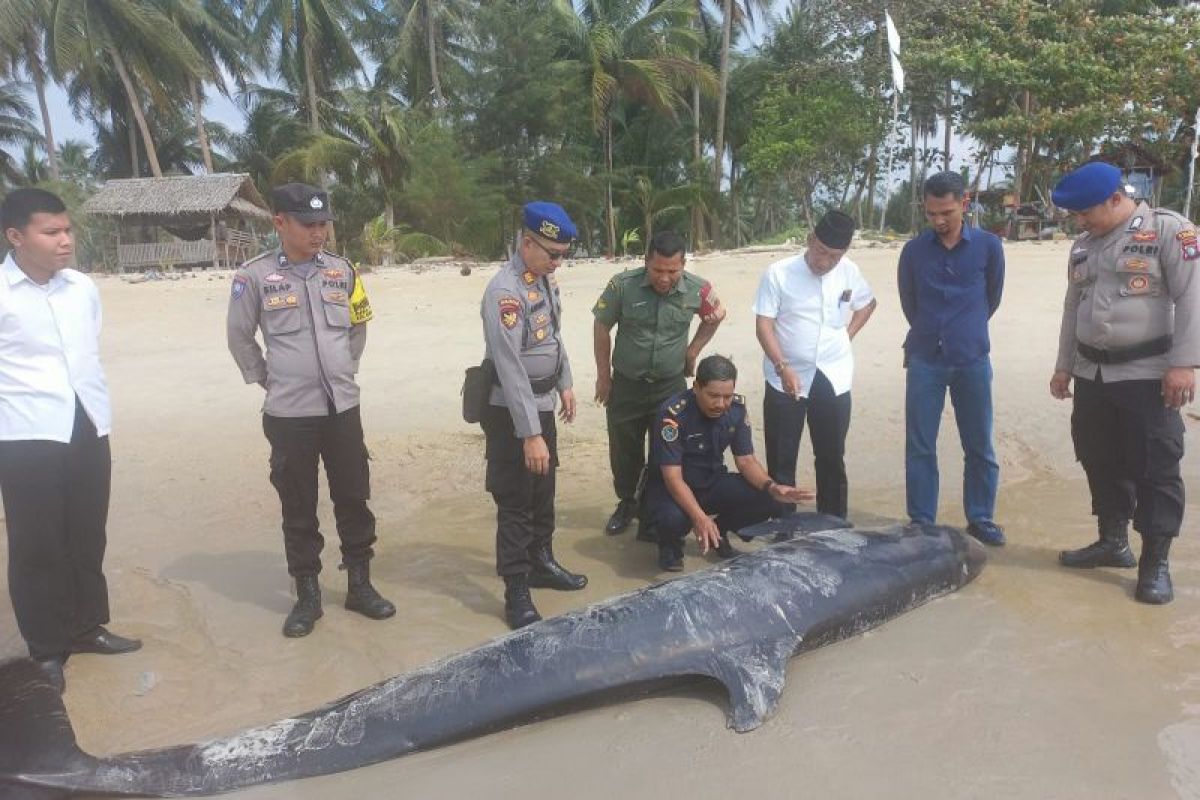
[428,0,444,107]
[111,50,162,177]
[189,76,215,173]
[303,32,320,134]
[909,133,919,234]
[730,159,741,247]
[604,117,616,257]
[383,200,395,266]
[691,30,705,251]
[120,107,139,178]
[943,81,953,171]
[713,0,733,196]
[26,31,58,182]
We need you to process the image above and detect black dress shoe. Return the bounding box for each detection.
[34,657,66,693]
[70,626,143,655]
[605,499,637,535]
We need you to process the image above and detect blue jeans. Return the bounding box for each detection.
[904,354,999,525]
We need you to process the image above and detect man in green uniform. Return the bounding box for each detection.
[593,230,726,540]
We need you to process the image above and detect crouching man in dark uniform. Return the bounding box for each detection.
[481,201,587,629]
[1050,162,1200,605]
[645,354,813,571]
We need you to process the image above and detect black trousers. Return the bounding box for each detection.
[0,400,111,659]
[1072,375,1185,538]
[482,404,558,576]
[262,405,376,577]
[606,372,685,500]
[763,371,852,519]
[646,473,782,543]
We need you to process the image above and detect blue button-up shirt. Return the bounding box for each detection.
[898,224,1005,366]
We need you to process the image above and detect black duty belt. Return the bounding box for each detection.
[1077,335,1172,365]
[495,371,560,395]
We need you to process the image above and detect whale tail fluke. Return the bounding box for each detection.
[0,659,92,798]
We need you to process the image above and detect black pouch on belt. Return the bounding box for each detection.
[462,359,497,424]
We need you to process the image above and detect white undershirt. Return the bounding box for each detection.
[0,253,111,442]
[752,253,874,398]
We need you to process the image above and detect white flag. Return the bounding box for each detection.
[885,11,904,94]
[890,52,906,95]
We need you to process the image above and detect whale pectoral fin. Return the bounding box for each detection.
[703,640,795,733]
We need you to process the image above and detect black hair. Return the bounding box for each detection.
[1,188,67,231]
[923,171,967,200]
[696,354,737,385]
[647,230,686,260]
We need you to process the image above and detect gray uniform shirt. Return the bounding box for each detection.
[1056,203,1200,381]
[227,249,367,417]
[482,250,573,439]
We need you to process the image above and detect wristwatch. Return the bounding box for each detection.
[773,360,787,375]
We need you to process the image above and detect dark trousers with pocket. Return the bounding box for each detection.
[607,372,686,501]
[482,403,558,576]
[262,405,376,577]
[646,473,782,544]
[763,371,852,519]
[0,400,111,660]
[1072,374,1185,538]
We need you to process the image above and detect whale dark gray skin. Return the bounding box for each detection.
[0,516,985,798]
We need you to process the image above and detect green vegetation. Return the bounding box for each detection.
[1,0,1198,263]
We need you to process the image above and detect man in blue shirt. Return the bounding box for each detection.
[898,171,1006,545]
[645,354,811,571]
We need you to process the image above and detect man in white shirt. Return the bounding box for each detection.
[753,211,876,519]
[0,189,141,694]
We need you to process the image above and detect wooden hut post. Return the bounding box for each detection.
[210,212,219,271]
[114,222,123,274]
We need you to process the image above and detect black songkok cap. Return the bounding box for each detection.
[814,210,855,250]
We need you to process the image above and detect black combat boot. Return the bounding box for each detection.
[1059,518,1136,569]
[1135,535,1174,605]
[503,574,542,629]
[343,562,397,620]
[605,498,637,535]
[283,575,323,638]
[528,543,588,590]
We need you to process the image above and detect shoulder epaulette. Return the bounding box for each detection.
[665,396,688,416]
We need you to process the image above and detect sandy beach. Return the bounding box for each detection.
[1,239,1198,799]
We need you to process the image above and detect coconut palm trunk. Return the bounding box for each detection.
[605,116,616,257]
[427,0,444,106]
[111,48,162,177]
[189,76,215,173]
[713,0,732,191]
[24,30,58,182]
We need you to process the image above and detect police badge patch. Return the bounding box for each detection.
[499,296,521,329]
[1178,229,1200,262]
[661,419,679,442]
[231,275,247,299]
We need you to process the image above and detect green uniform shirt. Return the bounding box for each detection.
[593,267,716,381]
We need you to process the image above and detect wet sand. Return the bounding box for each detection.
[1,240,1197,799]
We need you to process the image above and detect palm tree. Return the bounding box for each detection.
[245,0,364,138]
[0,80,41,183]
[55,137,93,187]
[48,0,208,178]
[368,0,469,109]
[713,0,769,214]
[169,0,252,173]
[554,0,714,256]
[0,0,58,180]
[274,81,414,227]
[227,94,312,189]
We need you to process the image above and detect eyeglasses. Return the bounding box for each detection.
[528,236,574,262]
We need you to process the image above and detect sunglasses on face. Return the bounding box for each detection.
[528,236,574,261]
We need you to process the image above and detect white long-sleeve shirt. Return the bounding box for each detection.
[752,253,874,398]
[0,253,111,442]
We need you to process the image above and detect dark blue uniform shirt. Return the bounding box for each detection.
[898,224,1005,366]
[650,389,754,491]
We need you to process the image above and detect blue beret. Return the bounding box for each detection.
[523,201,577,243]
[1051,162,1122,211]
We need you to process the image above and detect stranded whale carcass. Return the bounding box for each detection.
[0,517,985,798]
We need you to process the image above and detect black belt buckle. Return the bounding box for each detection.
[1077,335,1171,365]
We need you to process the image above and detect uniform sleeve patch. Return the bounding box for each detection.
[698,282,721,317]
[1178,229,1199,261]
[661,418,680,442]
[499,295,521,329]
[349,268,373,324]
[231,275,247,299]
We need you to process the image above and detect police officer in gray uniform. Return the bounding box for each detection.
[1050,162,1200,605]
[227,183,395,636]
[481,201,587,629]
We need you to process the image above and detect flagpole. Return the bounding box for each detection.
[1184,105,1200,219]
[879,92,899,234]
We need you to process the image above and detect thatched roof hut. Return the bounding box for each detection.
[83,173,272,271]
